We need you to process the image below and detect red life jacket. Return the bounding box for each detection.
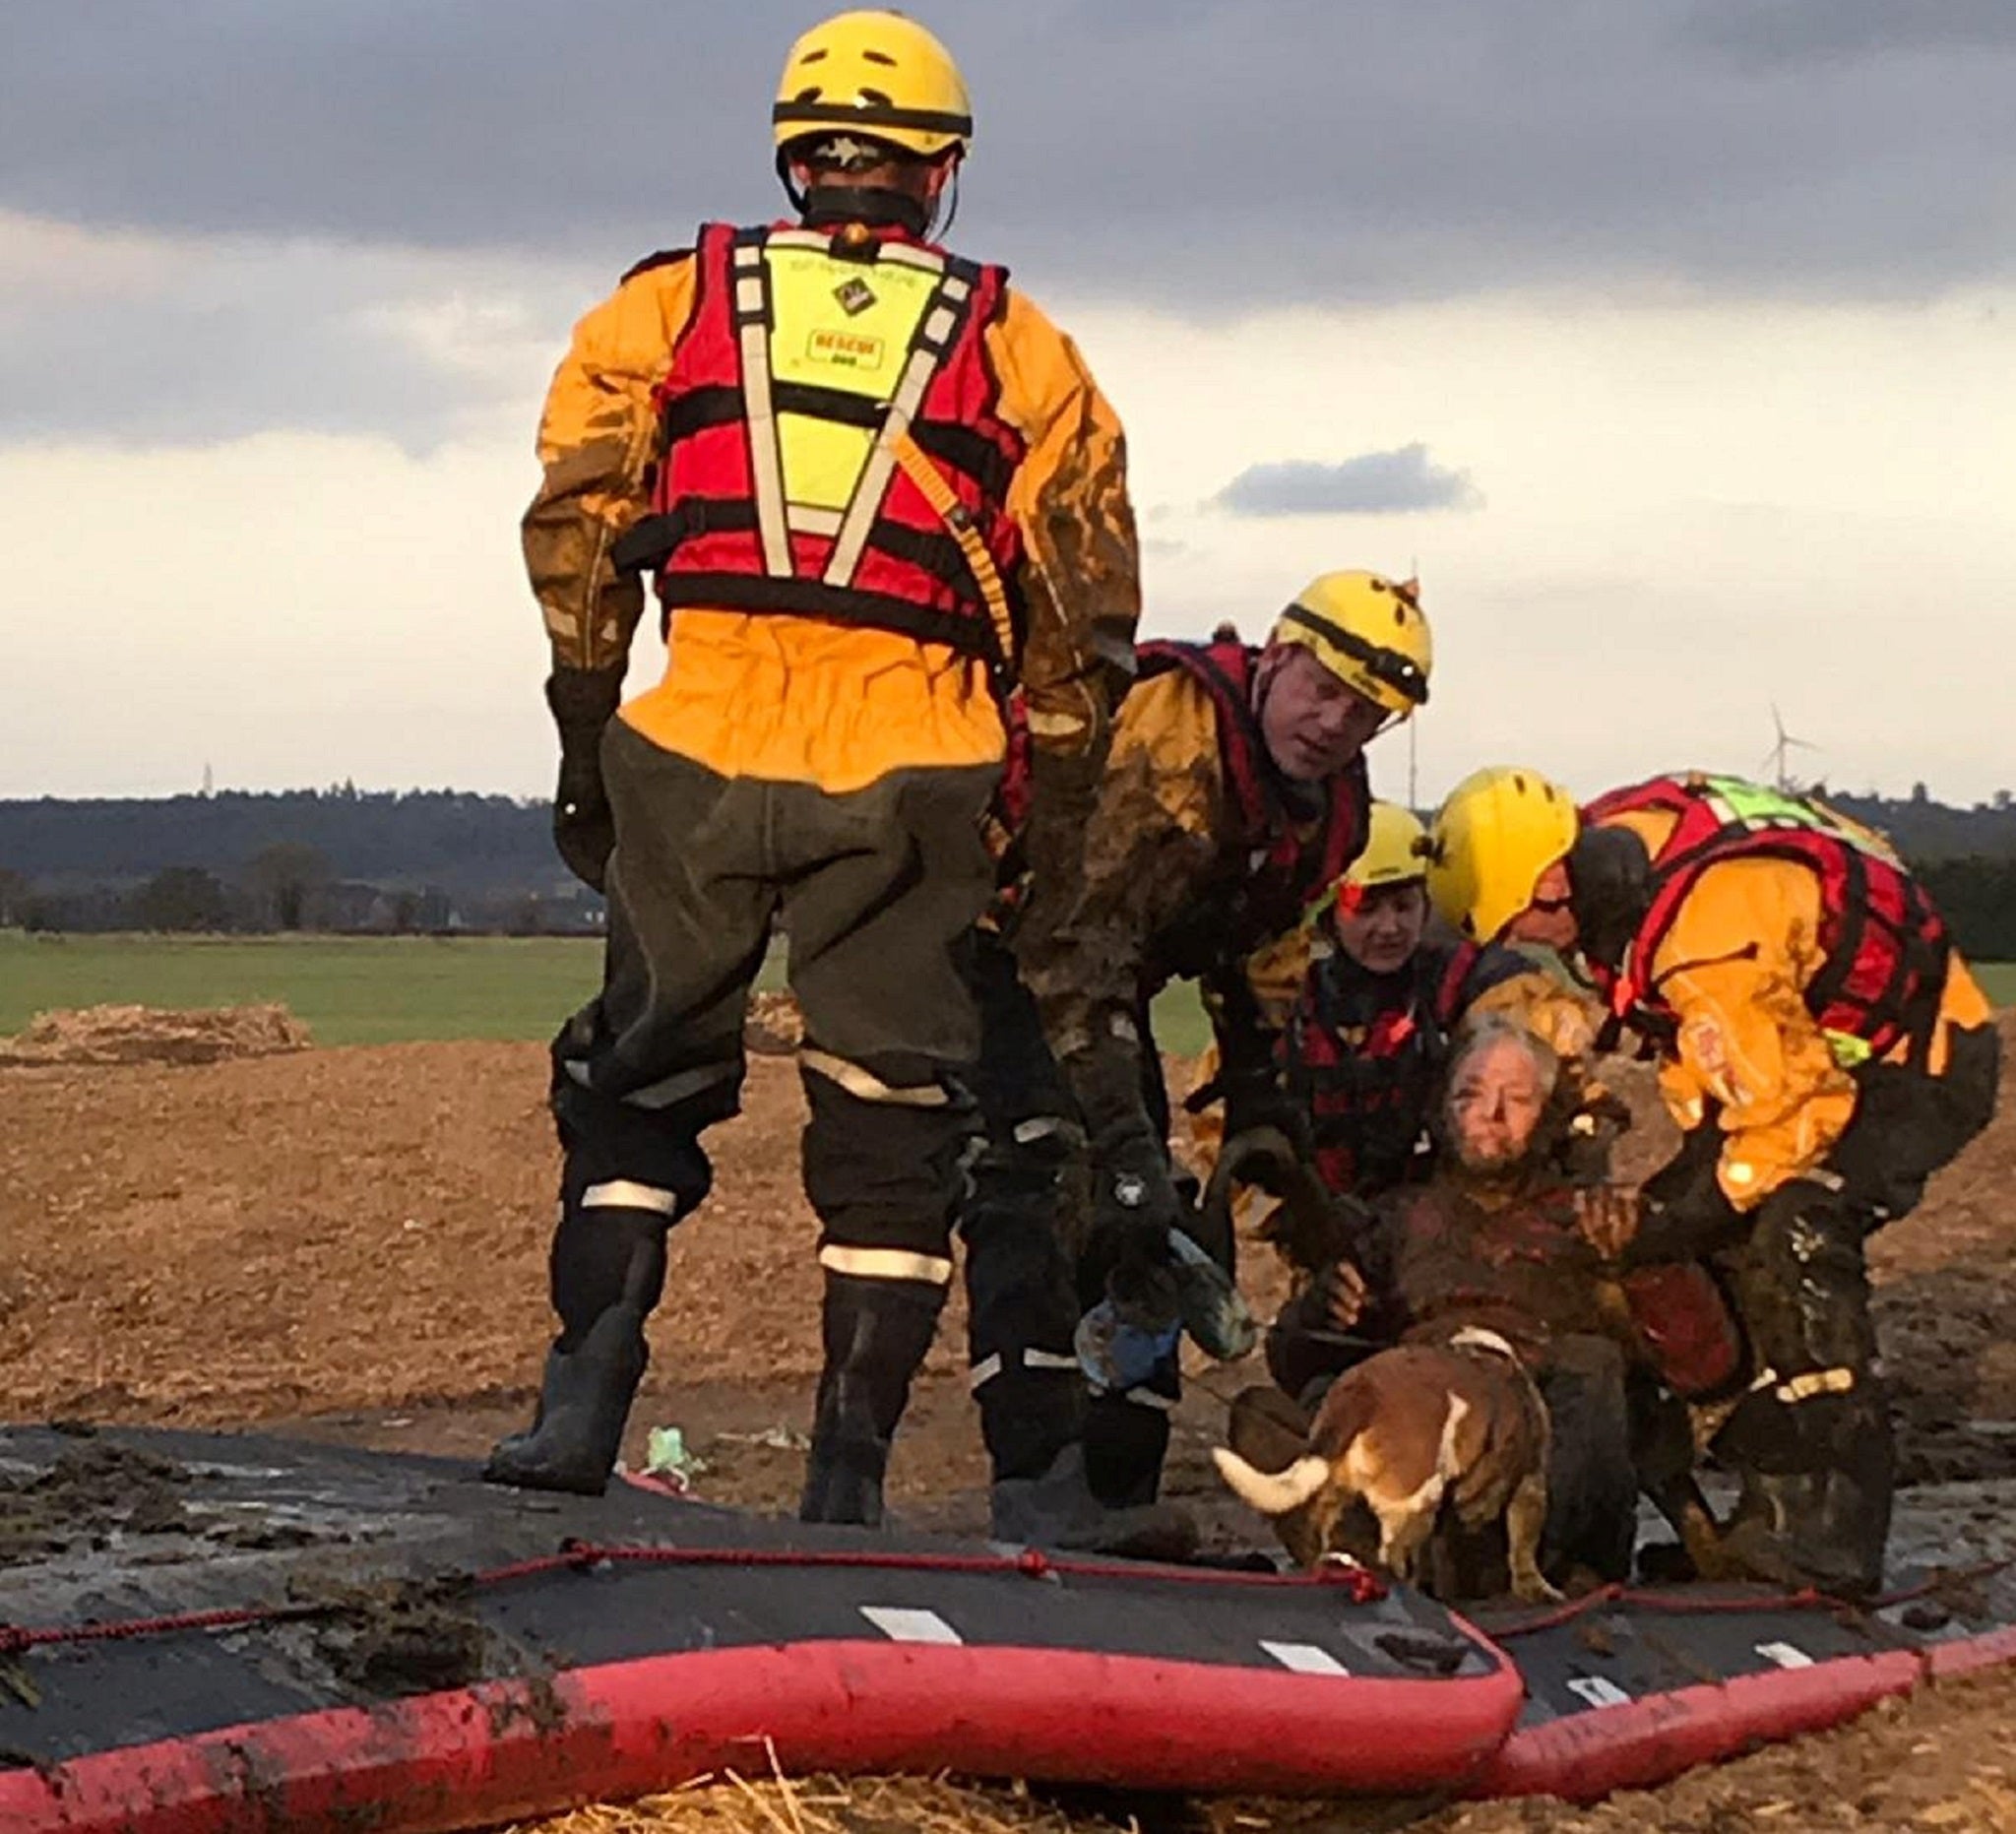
[1133,641,1369,958]
[611,221,1027,684]
[1284,942,1521,1195]
[1584,773,1951,1067]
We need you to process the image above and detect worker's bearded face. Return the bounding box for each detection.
[1331,882,1429,975]
[1445,1034,1550,1176]
[1257,647,1386,784]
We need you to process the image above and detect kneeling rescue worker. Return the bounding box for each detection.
[1281,800,1598,1201]
[1425,767,2000,1595]
[1011,573,1433,1506]
[489,11,1143,1524]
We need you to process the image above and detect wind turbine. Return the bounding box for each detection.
[1761,705,1820,793]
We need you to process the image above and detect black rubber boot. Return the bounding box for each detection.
[1714,1181,1892,1597]
[484,1202,669,1496]
[483,1302,649,1495]
[988,1444,1198,1560]
[1718,1392,1895,1598]
[799,1272,946,1527]
[1082,1384,1174,1509]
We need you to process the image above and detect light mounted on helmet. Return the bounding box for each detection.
[1266,571,1433,727]
[1275,601,1429,713]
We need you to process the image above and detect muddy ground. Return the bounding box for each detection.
[4,1017,2016,1830]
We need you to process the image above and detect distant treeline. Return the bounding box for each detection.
[0,788,598,936]
[1,779,2013,950]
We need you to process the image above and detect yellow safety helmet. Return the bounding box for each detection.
[773,11,974,160]
[1268,571,1431,720]
[1425,765,1581,943]
[1310,802,1427,919]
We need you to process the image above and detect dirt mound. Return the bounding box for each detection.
[0,1002,311,1068]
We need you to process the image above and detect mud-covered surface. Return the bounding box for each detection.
[298,1572,491,1697]
[0,1431,195,1563]
[4,1020,2016,1830]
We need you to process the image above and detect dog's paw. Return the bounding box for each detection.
[1511,1570,1565,1605]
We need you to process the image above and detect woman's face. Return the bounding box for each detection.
[1330,881,1429,975]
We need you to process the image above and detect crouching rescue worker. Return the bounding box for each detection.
[1010,573,1433,1506]
[487,10,1142,1528]
[1281,800,1600,1200]
[1425,767,2000,1595]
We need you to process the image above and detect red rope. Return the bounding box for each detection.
[0,1536,1385,1658]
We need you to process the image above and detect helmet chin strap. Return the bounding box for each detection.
[777,149,948,239]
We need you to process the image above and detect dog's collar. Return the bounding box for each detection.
[1448,1325,1521,1363]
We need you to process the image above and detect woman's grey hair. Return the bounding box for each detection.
[1439,1014,1562,1129]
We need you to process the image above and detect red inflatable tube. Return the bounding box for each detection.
[1926,1622,2016,1679]
[1472,1649,1924,1802]
[0,1637,1526,1832]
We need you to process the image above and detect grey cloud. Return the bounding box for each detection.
[2,0,2013,310]
[1216,446,1482,517]
[1683,0,2016,66]
[0,236,577,449]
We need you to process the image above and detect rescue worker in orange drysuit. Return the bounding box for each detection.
[487,11,1142,1528]
[1425,768,2000,1595]
[997,575,1433,1509]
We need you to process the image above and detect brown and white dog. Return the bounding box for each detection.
[1213,1325,1559,1602]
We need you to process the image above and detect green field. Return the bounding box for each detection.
[1,931,2005,1051]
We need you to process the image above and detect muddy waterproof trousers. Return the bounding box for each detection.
[955,928,1089,1484]
[522,720,1001,1515]
[1707,1023,2001,1596]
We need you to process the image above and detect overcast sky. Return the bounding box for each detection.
[3,0,2012,805]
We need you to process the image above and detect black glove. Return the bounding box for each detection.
[1089,1119,1185,1331]
[1621,1141,1747,1268]
[545,665,624,893]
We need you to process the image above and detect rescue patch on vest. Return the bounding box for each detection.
[805,326,887,371]
[832,277,877,316]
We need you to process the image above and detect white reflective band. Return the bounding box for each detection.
[1011,1115,1069,1146]
[819,1244,955,1286]
[967,1353,1003,1391]
[800,1047,948,1107]
[1779,1366,1857,1404]
[581,1180,682,1216]
[1566,1676,1634,1709]
[734,277,765,314]
[1119,1388,1178,1412]
[1261,1641,1351,1678]
[823,272,962,592]
[739,316,793,575]
[614,1059,739,1111]
[968,1347,1077,1392]
[859,1605,962,1644]
[786,503,845,538]
[1756,1641,1815,1671]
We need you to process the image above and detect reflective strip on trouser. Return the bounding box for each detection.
[800,1047,951,1108]
[968,1347,1080,1392]
[580,1179,685,1216]
[818,1243,955,1287]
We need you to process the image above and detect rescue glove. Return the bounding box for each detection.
[1089,1118,1186,1332]
[545,664,625,893]
[1088,1120,1257,1363]
[1218,1065,1316,1175]
[1619,1140,1748,1268]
